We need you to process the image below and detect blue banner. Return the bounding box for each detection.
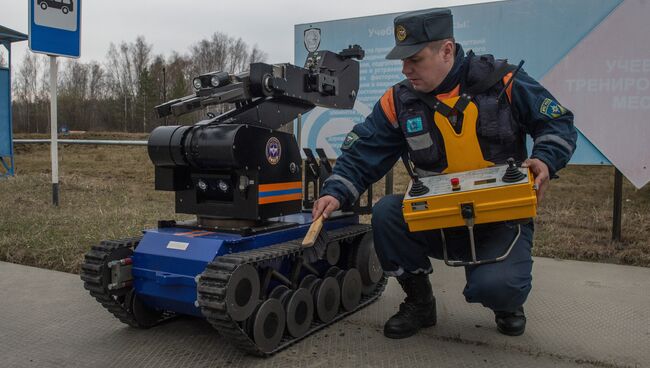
[294,0,622,165]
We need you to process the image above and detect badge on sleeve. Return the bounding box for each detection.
[341,131,359,150]
[539,98,567,119]
[406,116,423,133]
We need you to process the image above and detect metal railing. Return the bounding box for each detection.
[13,139,147,146]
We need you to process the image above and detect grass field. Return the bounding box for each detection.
[1,133,649,273]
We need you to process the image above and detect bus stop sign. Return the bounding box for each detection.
[29,0,81,58]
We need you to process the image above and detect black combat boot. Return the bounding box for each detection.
[384,273,437,339]
[495,306,526,336]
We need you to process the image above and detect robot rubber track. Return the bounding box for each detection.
[198,224,387,356]
[80,238,173,328]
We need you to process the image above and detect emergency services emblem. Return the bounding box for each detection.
[304,28,321,52]
[266,137,282,165]
[396,25,407,42]
[539,98,567,119]
[406,116,423,133]
[341,131,359,150]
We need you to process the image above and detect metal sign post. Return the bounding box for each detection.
[49,56,59,205]
[612,168,623,241]
[29,0,81,205]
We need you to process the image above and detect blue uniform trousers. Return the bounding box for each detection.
[371,194,533,313]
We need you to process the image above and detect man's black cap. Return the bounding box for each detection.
[386,8,453,60]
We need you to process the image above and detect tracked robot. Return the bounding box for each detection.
[80,45,385,356]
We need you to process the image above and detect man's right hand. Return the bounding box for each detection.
[312,195,341,220]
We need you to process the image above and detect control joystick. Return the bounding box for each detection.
[501,158,526,183]
[409,178,430,196]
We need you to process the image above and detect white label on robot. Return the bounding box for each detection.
[167,241,189,251]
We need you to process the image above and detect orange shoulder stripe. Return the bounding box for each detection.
[502,72,514,103]
[380,88,398,126]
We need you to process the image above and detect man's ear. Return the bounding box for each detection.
[442,41,455,61]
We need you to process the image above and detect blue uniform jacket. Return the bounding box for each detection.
[321,45,578,208]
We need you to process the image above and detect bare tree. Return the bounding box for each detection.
[228,37,249,73]
[59,59,90,130]
[190,32,231,75]
[165,51,192,98]
[248,44,268,64]
[86,61,107,130]
[149,55,165,100]
[88,61,106,101]
[130,36,153,131]
[132,36,152,78]
[61,60,89,100]
[105,42,135,131]
[14,53,41,132]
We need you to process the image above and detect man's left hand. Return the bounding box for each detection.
[522,158,550,202]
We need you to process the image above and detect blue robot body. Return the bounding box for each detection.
[132,214,359,317]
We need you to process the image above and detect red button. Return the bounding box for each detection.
[451,178,460,185]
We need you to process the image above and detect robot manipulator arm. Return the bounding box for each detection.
[154,45,364,129]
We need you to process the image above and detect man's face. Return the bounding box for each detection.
[401,42,453,93]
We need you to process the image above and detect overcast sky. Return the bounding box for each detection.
[1,0,498,70]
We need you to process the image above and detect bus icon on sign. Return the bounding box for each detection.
[33,0,77,31]
[38,0,74,15]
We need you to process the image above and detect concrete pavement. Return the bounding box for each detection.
[0,257,648,367]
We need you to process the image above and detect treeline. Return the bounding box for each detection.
[11,32,267,133]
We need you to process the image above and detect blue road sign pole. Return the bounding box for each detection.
[30,0,82,205]
[49,55,59,206]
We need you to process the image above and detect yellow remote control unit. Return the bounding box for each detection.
[402,161,537,232]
